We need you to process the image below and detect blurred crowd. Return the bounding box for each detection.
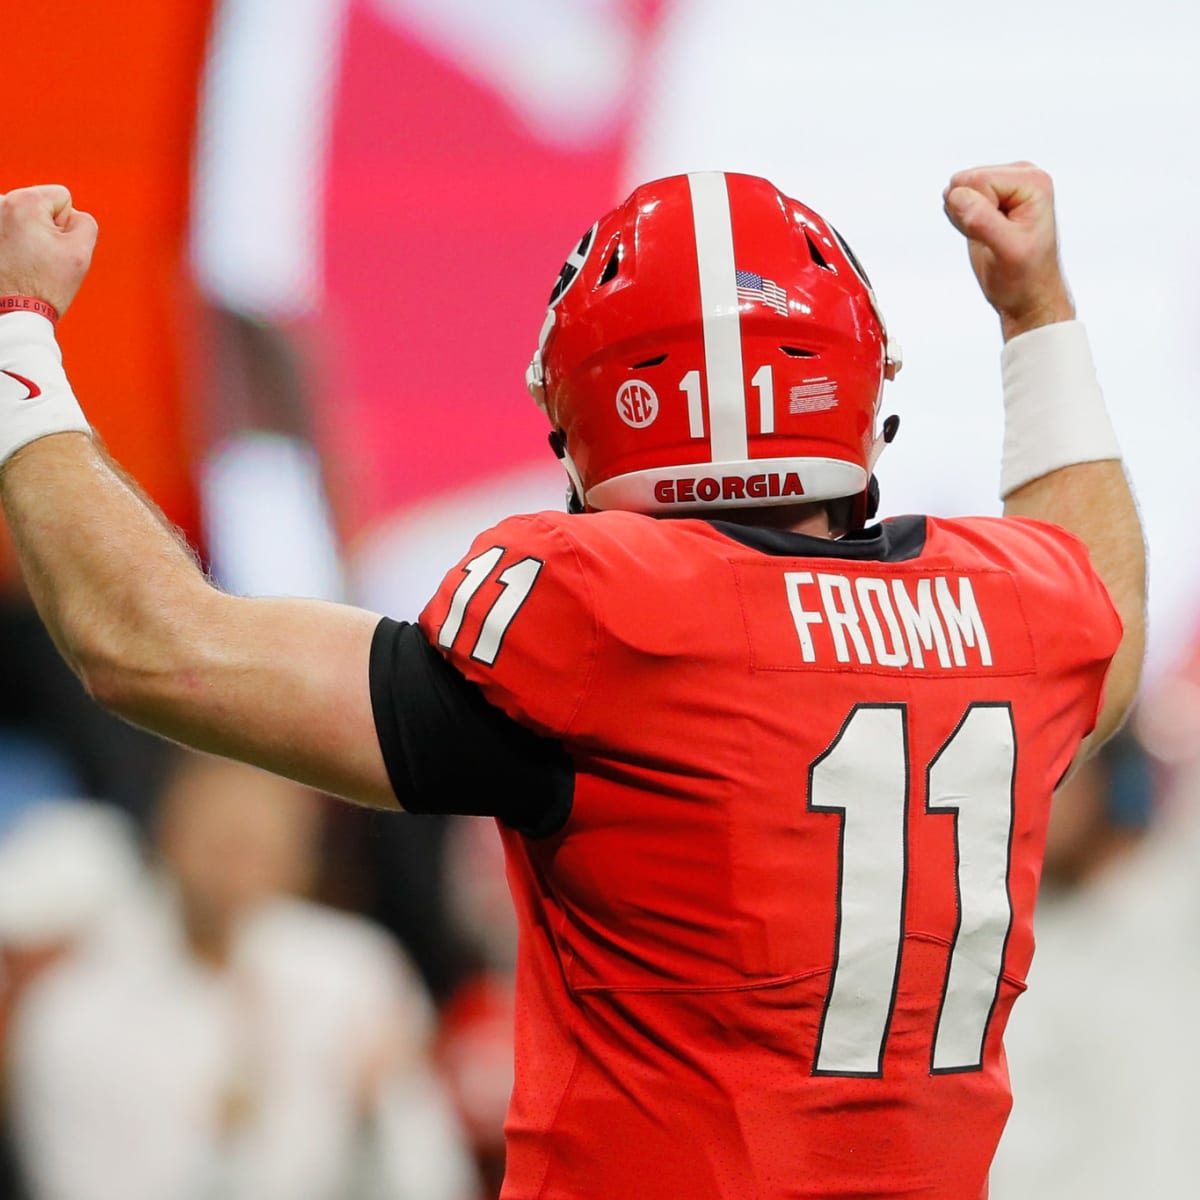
[3,1,1200,1197]
[0,641,516,1199]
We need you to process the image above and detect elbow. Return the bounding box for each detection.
[77,651,149,718]
[57,614,133,712]
[75,632,189,723]
[71,598,213,728]
[1092,696,1134,752]
[1093,621,1147,749]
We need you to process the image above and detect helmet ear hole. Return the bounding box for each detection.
[598,246,622,286]
[804,231,835,273]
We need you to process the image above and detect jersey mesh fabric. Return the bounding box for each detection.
[417,510,1121,1200]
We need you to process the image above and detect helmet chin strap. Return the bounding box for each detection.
[864,338,902,522]
[531,318,586,508]
[526,310,556,413]
[869,413,901,471]
[862,413,901,524]
[530,313,586,512]
[864,475,881,521]
[548,429,586,513]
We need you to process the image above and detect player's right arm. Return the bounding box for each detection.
[0,185,398,806]
[0,186,573,825]
[944,162,1146,759]
[2,431,397,806]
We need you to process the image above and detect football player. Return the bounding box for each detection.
[0,163,1144,1199]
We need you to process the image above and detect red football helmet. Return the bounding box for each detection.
[527,172,901,525]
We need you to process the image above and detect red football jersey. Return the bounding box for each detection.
[419,510,1121,1200]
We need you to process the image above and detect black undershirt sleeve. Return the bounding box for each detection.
[368,618,574,838]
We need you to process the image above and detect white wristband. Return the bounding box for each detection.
[999,320,1121,499]
[0,312,91,467]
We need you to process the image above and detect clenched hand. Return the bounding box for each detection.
[944,162,1074,342]
[0,186,98,317]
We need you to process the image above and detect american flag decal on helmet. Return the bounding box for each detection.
[736,270,788,316]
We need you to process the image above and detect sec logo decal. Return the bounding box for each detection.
[616,379,658,428]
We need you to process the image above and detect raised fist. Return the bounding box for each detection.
[944,163,1074,340]
[0,186,98,317]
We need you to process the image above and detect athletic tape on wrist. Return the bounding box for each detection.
[0,311,90,467]
[999,320,1121,499]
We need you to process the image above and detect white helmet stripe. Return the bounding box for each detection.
[687,172,749,463]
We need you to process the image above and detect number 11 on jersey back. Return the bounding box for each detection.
[809,703,1015,1077]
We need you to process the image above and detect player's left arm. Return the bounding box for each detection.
[1004,460,1144,761]
[0,185,396,807]
[944,163,1147,760]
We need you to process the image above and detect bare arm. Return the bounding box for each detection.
[1003,461,1144,757]
[0,187,396,807]
[1,433,397,806]
[945,163,1147,758]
